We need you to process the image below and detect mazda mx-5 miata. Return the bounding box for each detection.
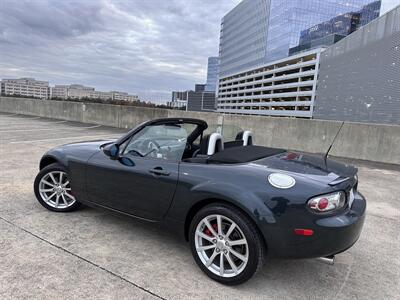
[34,118,366,285]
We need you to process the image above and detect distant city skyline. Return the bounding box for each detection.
[0,77,139,102]
[0,0,241,103]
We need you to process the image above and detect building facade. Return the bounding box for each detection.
[217,48,323,118]
[205,57,219,92]
[170,85,216,112]
[289,1,381,55]
[168,91,187,109]
[314,5,400,124]
[111,91,139,102]
[51,85,70,99]
[52,84,95,99]
[51,84,138,102]
[1,78,50,99]
[186,91,216,112]
[219,0,270,77]
[194,84,205,92]
[219,0,381,77]
[167,99,187,109]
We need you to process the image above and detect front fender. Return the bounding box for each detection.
[39,150,69,170]
[38,145,97,203]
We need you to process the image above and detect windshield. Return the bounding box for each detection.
[122,123,197,161]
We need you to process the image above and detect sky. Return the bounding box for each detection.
[0,0,241,102]
[381,0,400,13]
[0,0,398,103]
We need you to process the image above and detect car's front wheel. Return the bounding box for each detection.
[189,204,265,285]
[34,163,80,212]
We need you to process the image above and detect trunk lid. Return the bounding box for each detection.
[254,152,357,185]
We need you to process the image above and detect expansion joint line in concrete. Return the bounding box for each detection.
[0,216,167,300]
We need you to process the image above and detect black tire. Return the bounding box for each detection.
[34,163,81,212]
[189,203,266,285]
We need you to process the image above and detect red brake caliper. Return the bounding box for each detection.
[204,223,218,236]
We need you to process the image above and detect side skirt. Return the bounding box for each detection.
[79,199,160,223]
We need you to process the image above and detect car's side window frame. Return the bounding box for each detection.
[118,134,133,155]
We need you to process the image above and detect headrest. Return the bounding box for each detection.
[235,130,253,146]
[200,133,224,155]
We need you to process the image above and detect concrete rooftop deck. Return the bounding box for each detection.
[0,113,399,299]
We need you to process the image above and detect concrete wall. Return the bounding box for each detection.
[1,96,399,165]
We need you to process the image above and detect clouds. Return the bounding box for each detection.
[0,0,240,102]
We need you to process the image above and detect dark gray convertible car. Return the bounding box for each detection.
[34,118,366,285]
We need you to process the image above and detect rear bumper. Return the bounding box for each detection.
[265,191,366,259]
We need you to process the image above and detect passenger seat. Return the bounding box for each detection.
[235,130,253,146]
[195,133,224,156]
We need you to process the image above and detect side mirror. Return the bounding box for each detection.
[103,143,119,160]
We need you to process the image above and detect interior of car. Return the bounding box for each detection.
[118,119,285,165]
[182,130,254,163]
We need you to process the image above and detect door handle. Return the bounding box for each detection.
[149,167,170,176]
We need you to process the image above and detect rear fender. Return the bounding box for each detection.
[189,181,276,224]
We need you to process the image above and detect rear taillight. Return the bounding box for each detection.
[307,191,345,213]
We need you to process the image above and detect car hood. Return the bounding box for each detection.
[60,139,114,150]
[252,152,357,185]
[47,139,116,160]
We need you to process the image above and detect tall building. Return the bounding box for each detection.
[219,0,381,77]
[194,84,206,92]
[219,0,270,78]
[186,91,216,112]
[314,5,400,124]
[205,57,219,92]
[0,78,50,99]
[169,84,216,112]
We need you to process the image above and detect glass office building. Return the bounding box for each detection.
[289,1,381,55]
[219,0,271,77]
[205,57,219,92]
[219,0,381,77]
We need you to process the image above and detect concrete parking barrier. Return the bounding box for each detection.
[1,96,399,165]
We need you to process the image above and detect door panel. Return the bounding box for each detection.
[86,151,179,221]
[85,122,195,220]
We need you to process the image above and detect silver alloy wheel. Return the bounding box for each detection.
[195,214,249,278]
[38,171,76,209]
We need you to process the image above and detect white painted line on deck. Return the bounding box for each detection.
[0,124,101,133]
[49,120,69,124]
[6,116,42,120]
[8,134,119,144]
[0,113,18,117]
[0,120,69,126]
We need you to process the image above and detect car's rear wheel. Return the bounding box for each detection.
[34,163,80,212]
[189,204,265,285]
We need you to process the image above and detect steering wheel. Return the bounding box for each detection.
[141,139,160,151]
[141,139,161,157]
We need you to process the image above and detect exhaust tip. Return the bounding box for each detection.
[316,255,335,265]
